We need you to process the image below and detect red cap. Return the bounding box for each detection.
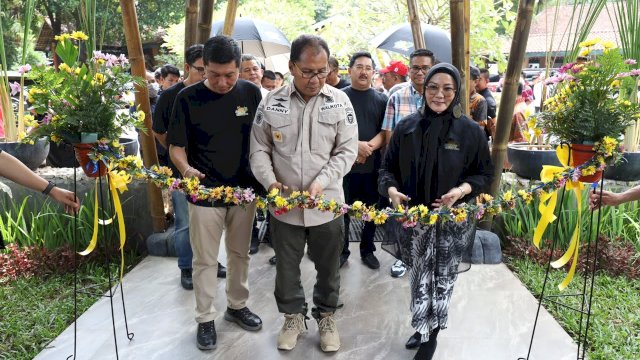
[379,60,408,76]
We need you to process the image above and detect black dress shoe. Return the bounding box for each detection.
[217,262,226,278]
[268,255,277,265]
[249,234,260,254]
[339,253,349,268]
[406,331,421,349]
[414,339,437,360]
[196,320,217,350]
[181,269,193,290]
[361,253,380,269]
[224,307,263,331]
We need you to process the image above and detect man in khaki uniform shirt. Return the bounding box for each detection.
[249,35,357,353]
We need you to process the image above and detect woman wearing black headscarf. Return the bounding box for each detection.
[378,63,493,360]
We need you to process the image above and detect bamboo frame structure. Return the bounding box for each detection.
[119,0,166,232]
[222,0,238,36]
[185,0,198,53]
[489,0,537,197]
[407,0,425,50]
[197,0,216,43]
[450,0,468,112]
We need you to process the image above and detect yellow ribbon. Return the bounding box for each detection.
[534,144,585,290]
[78,170,130,279]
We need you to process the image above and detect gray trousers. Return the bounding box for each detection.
[270,215,344,316]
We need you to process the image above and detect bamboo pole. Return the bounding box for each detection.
[407,0,425,50]
[222,0,238,36]
[489,0,537,197]
[185,0,199,53]
[197,0,216,43]
[119,0,166,232]
[450,0,467,112]
[463,0,470,115]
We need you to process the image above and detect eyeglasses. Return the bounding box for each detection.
[425,84,456,97]
[293,62,329,79]
[193,66,205,75]
[353,65,374,72]
[410,66,431,73]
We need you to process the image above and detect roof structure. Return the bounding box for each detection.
[525,4,620,57]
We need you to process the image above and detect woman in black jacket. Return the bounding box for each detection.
[378,63,493,360]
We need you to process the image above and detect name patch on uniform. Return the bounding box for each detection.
[265,103,290,114]
[273,130,283,142]
[444,141,460,151]
[319,103,345,112]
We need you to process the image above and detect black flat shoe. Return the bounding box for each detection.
[180,269,193,290]
[414,339,437,360]
[406,331,421,349]
[224,307,263,331]
[196,320,217,350]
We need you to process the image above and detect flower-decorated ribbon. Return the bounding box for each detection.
[535,144,585,290]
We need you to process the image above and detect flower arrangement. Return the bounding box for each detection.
[106,137,623,228]
[538,39,640,145]
[21,32,145,145]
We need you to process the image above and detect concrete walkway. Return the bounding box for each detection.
[36,244,577,360]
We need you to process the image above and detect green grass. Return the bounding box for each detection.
[0,257,142,360]
[507,257,640,360]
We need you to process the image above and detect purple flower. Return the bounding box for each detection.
[339,204,349,215]
[556,177,567,188]
[559,63,574,74]
[402,220,417,229]
[118,54,129,65]
[475,207,486,220]
[42,113,52,125]
[361,212,371,222]
[170,179,181,190]
[631,69,640,76]
[624,59,637,65]
[18,64,32,74]
[616,72,631,78]
[9,81,21,96]
[190,194,198,203]
[571,168,582,182]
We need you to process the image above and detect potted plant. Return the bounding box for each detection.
[0,0,50,170]
[21,32,145,177]
[537,39,640,182]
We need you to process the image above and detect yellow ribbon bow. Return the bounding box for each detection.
[534,144,585,290]
[79,168,131,279]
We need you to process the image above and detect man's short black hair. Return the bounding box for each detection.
[203,35,241,67]
[469,66,480,80]
[479,68,491,80]
[160,64,180,78]
[274,71,284,80]
[290,34,330,63]
[263,70,276,80]
[185,44,204,66]
[348,51,374,68]
[409,48,436,64]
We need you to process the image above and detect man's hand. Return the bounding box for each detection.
[268,181,289,194]
[388,187,410,208]
[308,181,323,197]
[357,141,373,159]
[183,166,205,179]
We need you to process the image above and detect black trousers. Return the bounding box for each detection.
[271,216,344,315]
[342,172,379,257]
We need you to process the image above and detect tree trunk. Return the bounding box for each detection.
[119,0,166,232]
[222,0,238,36]
[489,0,538,197]
[450,0,467,113]
[407,0,425,49]
[185,0,198,54]
[197,0,216,43]
[463,0,470,116]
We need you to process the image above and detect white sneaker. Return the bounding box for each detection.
[391,260,406,278]
[318,312,340,352]
[277,313,306,350]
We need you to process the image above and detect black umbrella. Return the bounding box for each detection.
[370,23,452,63]
[211,18,291,58]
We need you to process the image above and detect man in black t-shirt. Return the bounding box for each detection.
[340,51,388,270]
[167,36,263,351]
[327,56,351,89]
[152,44,227,291]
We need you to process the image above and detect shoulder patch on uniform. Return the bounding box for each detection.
[345,110,356,126]
[254,111,264,126]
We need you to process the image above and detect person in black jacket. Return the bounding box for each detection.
[378,63,493,360]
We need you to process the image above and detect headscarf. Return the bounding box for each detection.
[418,63,463,204]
